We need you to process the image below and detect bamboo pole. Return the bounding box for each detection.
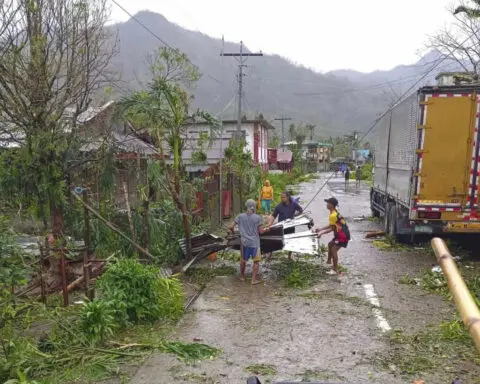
[431,237,480,353]
[71,192,170,278]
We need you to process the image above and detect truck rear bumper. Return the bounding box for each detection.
[444,222,480,233]
[410,221,480,234]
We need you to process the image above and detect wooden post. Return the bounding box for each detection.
[39,238,47,305]
[83,190,93,300]
[60,248,68,306]
[122,179,136,243]
[141,158,149,251]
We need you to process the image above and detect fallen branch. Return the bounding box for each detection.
[365,230,386,239]
[72,192,167,272]
[66,263,105,292]
[108,342,153,350]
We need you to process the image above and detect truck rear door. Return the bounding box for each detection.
[414,92,478,215]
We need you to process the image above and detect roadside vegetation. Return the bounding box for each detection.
[384,240,480,379]
[349,162,373,182]
[256,169,318,207]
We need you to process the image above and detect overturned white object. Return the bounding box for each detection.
[283,231,320,254]
[271,214,313,230]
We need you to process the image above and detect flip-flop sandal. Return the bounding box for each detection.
[251,280,263,285]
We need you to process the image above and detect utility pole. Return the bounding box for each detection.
[221,41,263,143]
[274,116,291,151]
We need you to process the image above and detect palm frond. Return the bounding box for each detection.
[454,4,480,17]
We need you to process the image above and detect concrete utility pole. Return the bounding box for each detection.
[221,41,263,143]
[274,116,291,150]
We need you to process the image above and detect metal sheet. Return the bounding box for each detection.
[283,231,319,254]
[271,214,314,230]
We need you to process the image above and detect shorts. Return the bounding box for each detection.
[329,239,348,248]
[261,199,272,212]
[242,247,261,262]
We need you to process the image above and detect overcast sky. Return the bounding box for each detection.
[110,0,456,73]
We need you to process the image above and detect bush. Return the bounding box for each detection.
[96,259,184,323]
[350,163,373,181]
[79,300,118,346]
[0,217,30,287]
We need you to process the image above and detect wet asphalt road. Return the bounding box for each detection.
[131,173,478,384]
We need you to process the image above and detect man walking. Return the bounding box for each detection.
[315,197,349,275]
[344,167,350,191]
[355,165,362,190]
[267,191,303,260]
[229,199,269,285]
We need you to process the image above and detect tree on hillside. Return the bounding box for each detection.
[121,47,218,261]
[0,1,116,244]
[305,124,316,141]
[288,123,296,142]
[427,1,480,77]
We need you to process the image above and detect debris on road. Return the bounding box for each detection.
[365,230,386,238]
[181,214,318,272]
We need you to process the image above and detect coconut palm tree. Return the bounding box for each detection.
[121,47,218,261]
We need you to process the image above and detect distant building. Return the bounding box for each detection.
[179,119,274,172]
[282,140,332,163]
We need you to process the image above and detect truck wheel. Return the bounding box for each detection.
[389,205,397,239]
[383,203,392,233]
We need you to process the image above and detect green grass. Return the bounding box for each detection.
[372,236,408,251]
[184,265,237,286]
[376,323,478,377]
[245,364,277,376]
[271,259,327,288]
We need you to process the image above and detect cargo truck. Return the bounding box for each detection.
[370,75,480,240]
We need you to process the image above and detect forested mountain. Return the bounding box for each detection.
[109,11,451,138]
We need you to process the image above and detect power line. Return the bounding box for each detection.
[357,57,447,144]
[357,26,480,145]
[110,0,223,85]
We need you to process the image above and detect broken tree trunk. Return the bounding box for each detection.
[66,263,105,293]
[365,230,386,239]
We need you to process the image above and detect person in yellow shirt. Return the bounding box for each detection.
[315,197,349,275]
[259,180,274,214]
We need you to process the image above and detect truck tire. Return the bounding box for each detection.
[383,203,392,234]
[389,204,397,239]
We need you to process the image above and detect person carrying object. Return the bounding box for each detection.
[267,191,303,260]
[315,197,350,275]
[229,199,270,285]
